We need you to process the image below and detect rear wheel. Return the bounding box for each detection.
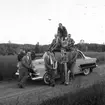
[0,72,3,81]
[90,68,93,72]
[43,73,50,85]
[83,68,90,75]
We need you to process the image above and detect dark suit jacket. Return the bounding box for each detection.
[57,26,68,37]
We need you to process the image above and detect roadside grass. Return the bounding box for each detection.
[0,55,17,80]
[38,81,105,105]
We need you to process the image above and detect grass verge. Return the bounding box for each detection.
[84,52,105,65]
[38,81,105,105]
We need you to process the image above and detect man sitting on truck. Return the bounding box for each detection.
[57,23,68,41]
[62,34,75,51]
[49,34,58,51]
[49,34,62,52]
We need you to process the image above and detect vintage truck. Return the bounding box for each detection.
[16,50,97,84]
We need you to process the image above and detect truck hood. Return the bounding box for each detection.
[85,56,97,60]
[84,56,97,64]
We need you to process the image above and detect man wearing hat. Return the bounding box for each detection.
[65,34,75,51]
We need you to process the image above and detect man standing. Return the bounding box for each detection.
[44,50,55,87]
[57,23,68,41]
[67,48,78,81]
[59,48,69,85]
[18,52,32,88]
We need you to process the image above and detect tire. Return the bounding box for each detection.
[90,68,93,72]
[43,72,50,85]
[0,72,3,81]
[83,68,90,75]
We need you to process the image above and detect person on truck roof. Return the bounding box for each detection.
[62,34,75,51]
[57,23,68,41]
[49,34,62,52]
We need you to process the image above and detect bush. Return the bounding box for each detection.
[39,81,105,105]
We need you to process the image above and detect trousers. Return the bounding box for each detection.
[47,69,55,85]
[59,63,69,84]
[64,63,69,84]
[67,62,76,80]
[18,67,29,86]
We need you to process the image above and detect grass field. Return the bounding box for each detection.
[84,52,105,64]
[84,51,105,58]
[39,81,105,105]
[0,51,104,80]
[0,55,17,80]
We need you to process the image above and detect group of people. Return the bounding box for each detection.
[17,23,77,88]
[44,47,77,87]
[49,23,75,52]
[44,23,77,87]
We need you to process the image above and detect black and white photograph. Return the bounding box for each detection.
[0,0,105,105]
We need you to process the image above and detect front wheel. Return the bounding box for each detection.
[43,72,50,85]
[83,68,90,75]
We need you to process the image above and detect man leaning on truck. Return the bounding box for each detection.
[18,52,33,88]
[67,48,78,81]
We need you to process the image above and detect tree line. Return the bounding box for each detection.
[0,43,104,55]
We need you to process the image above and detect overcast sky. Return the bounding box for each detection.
[0,0,105,45]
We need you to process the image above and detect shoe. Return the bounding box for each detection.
[18,84,24,88]
[65,83,69,86]
[60,82,64,84]
[50,84,55,87]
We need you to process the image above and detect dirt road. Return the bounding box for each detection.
[0,65,105,105]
